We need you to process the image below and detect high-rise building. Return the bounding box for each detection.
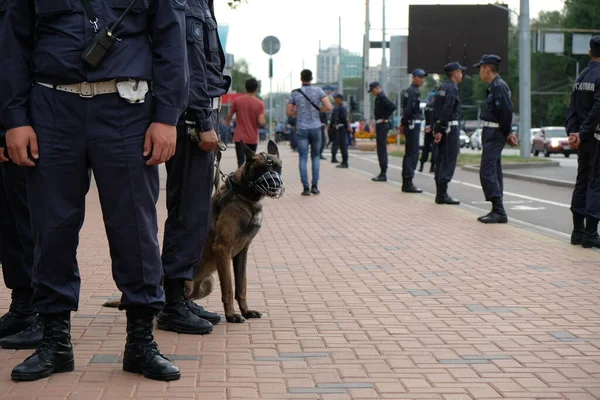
[218,24,235,86]
[317,45,363,84]
[388,35,409,95]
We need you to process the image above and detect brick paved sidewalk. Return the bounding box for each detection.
[1,145,600,400]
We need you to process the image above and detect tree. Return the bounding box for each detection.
[230,59,261,97]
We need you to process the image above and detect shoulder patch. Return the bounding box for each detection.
[192,21,202,39]
[438,90,446,97]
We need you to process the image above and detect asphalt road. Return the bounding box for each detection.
[330,149,576,241]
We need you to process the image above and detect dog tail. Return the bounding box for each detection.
[188,275,215,300]
[102,299,121,308]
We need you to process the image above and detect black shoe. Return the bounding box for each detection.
[301,187,311,196]
[478,211,508,224]
[435,183,460,205]
[11,312,74,382]
[582,218,600,249]
[319,155,327,160]
[123,308,180,382]
[331,159,339,163]
[157,279,213,335]
[477,211,492,222]
[402,180,423,193]
[0,289,38,339]
[336,163,348,168]
[0,317,43,349]
[187,301,221,325]
[571,213,585,245]
[311,185,320,195]
[371,175,387,182]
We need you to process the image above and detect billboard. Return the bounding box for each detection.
[407,4,510,75]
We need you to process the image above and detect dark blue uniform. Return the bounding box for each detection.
[0,1,188,313]
[330,102,349,166]
[433,80,461,185]
[565,47,600,248]
[159,0,230,333]
[372,89,397,179]
[420,100,437,172]
[319,112,329,158]
[401,84,423,181]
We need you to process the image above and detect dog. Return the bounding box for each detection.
[104,140,285,324]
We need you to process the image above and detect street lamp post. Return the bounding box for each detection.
[519,0,532,158]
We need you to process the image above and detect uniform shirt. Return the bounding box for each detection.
[374,92,397,120]
[479,75,513,136]
[401,84,423,126]
[329,104,349,129]
[230,94,265,145]
[424,101,435,129]
[433,80,461,129]
[566,60,600,142]
[0,0,189,129]
[289,84,327,130]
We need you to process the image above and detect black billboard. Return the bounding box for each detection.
[407,4,510,75]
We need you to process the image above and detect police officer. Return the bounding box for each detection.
[1,1,188,382]
[319,111,329,160]
[158,0,230,335]
[329,94,350,168]
[565,36,600,249]
[420,99,437,173]
[474,54,518,224]
[400,69,427,193]
[433,62,466,204]
[369,82,397,182]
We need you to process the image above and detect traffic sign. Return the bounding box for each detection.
[262,36,281,56]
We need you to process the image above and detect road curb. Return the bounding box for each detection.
[461,164,574,189]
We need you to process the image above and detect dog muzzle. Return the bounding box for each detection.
[251,171,285,199]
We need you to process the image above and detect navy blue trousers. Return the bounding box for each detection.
[0,162,34,291]
[162,114,217,280]
[571,139,600,220]
[402,122,421,180]
[27,84,165,313]
[480,127,506,201]
[375,123,389,173]
[434,126,460,184]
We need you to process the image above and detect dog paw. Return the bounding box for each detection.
[242,310,262,319]
[226,314,246,323]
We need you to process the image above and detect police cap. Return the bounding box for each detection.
[368,82,380,92]
[444,62,467,73]
[412,68,427,77]
[590,36,600,50]
[334,93,344,99]
[473,54,502,68]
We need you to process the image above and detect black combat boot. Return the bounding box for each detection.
[435,183,460,205]
[157,279,214,334]
[331,158,339,163]
[0,317,43,349]
[372,169,387,182]
[123,308,180,381]
[571,213,586,245]
[0,289,38,340]
[582,218,600,249]
[478,198,508,224]
[11,312,74,381]
[402,178,423,193]
[336,162,349,168]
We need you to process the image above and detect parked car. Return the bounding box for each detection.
[459,130,470,148]
[531,126,573,157]
[470,129,482,150]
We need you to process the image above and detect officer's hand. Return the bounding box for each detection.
[568,132,581,149]
[198,129,219,151]
[144,123,176,166]
[348,127,353,133]
[507,133,519,147]
[6,126,38,167]
[434,133,443,143]
[0,148,8,163]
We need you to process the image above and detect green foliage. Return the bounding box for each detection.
[230,59,261,97]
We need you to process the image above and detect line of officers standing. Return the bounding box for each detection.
[0,0,231,383]
[367,55,518,224]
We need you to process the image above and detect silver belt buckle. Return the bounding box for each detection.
[79,82,95,98]
[212,97,222,111]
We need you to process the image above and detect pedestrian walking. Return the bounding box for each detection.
[368,82,397,182]
[400,69,427,193]
[474,54,518,224]
[287,69,333,196]
[432,62,466,205]
[565,36,600,249]
[159,0,231,337]
[420,99,437,173]
[1,0,187,382]
[329,94,350,168]
[226,78,266,167]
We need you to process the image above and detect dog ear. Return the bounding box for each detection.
[267,140,279,158]
[241,141,255,162]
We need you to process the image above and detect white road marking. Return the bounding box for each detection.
[510,205,546,211]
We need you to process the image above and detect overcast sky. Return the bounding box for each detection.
[213,0,565,93]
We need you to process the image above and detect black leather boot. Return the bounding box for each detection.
[336,162,348,168]
[11,312,74,381]
[123,308,180,381]
[157,279,213,335]
[571,213,585,245]
[402,178,423,193]
[372,169,387,182]
[478,198,508,224]
[0,317,43,349]
[435,183,460,205]
[582,218,600,249]
[0,289,38,340]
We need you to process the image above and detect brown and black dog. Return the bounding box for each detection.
[104,140,284,324]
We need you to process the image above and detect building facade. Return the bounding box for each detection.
[317,45,363,84]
